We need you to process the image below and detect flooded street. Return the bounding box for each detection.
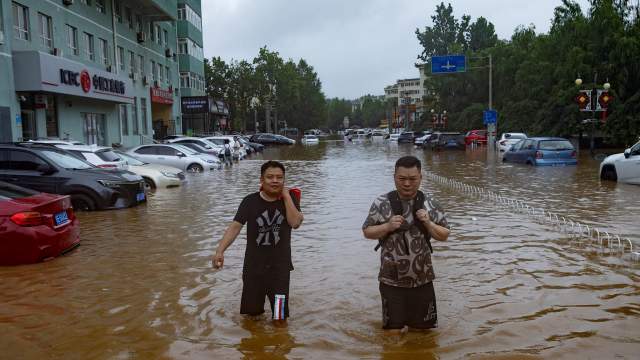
[1,142,639,359]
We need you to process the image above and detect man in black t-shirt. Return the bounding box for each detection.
[212,161,303,325]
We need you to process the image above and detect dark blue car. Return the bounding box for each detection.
[503,137,577,166]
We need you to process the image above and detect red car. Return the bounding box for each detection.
[0,181,80,266]
[464,129,488,146]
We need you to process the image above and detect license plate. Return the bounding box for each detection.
[54,211,70,226]
[137,192,146,201]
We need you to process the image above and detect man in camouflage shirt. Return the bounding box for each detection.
[363,156,450,331]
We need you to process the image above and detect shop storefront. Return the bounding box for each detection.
[12,51,133,145]
[150,86,175,140]
[181,96,210,136]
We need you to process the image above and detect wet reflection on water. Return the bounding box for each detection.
[1,141,638,359]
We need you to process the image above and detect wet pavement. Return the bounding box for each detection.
[1,141,639,359]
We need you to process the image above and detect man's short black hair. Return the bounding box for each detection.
[395,156,421,172]
[261,160,286,177]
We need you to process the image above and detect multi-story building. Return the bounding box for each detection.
[383,68,432,127]
[175,0,206,137]
[0,0,200,146]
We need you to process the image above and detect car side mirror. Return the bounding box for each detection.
[176,152,185,157]
[37,164,56,175]
[624,149,631,158]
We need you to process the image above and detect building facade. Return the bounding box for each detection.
[175,0,206,137]
[0,0,194,146]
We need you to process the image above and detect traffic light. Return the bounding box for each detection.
[576,90,591,111]
[597,90,613,110]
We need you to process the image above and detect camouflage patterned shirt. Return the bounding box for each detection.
[363,192,449,288]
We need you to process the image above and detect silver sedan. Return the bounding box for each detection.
[127,144,218,173]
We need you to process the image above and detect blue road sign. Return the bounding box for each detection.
[483,110,498,125]
[431,55,466,74]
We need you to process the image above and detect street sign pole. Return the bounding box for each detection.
[487,54,496,150]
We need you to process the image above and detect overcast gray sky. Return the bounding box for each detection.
[201,0,591,99]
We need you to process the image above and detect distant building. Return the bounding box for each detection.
[0,0,204,145]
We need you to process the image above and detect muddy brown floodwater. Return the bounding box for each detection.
[1,141,639,359]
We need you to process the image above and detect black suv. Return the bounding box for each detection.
[0,144,146,211]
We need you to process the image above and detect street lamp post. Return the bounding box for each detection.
[250,96,260,133]
[575,74,612,155]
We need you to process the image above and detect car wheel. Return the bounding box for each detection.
[143,178,156,191]
[601,166,617,181]
[71,193,96,211]
[187,164,204,173]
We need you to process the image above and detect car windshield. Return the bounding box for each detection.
[508,134,527,140]
[40,150,94,169]
[116,152,145,166]
[539,140,574,150]
[95,150,121,162]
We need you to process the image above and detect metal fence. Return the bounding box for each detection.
[425,172,639,262]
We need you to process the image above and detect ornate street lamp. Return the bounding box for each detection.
[574,74,613,155]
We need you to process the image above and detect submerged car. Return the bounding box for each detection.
[302,134,320,144]
[427,132,464,150]
[128,144,219,173]
[0,144,146,211]
[54,144,127,170]
[115,152,184,190]
[0,181,80,265]
[464,129,487,146]
[503,137,577,166]
[600,140,640,184]
[497,132,528,152]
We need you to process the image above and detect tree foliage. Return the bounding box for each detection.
[417,0,640,145]
[204,47,327,132]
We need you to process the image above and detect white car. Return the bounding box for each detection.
[29,139,85,146]
[116,151,184,190]
[301,134,319,144]
[389,133,400,142]
[497,133,528,152]
[128,144,218,173]
[414,133,433,146]
[166,137,223,156]
[54,144,127,170]
[600,140,640,185]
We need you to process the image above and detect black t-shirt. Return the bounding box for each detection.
[234,192,301,274]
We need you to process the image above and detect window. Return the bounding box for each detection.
[177,38,204,61]
[180,72,189,88]
[80,0,91,5]
[149,22,155,41]
[140,98,148,134]
[158,64,164,83]
[151,60,157,81]
[129,51,135,74]
[66,25,79,55]
[136,15,143,32]
[138,55,144,76]
[132,97,139,135]
[114,1,122,23]
[156,146,176,156]
[98,38,109,65]
[117,46,125,71]
[177,4,202,31]
[83,32,94,61]
[163,29,168,46]
[166,66,170,84]
[119,104,128,135]
[12,2,30,41]
[180,72,204,91]
[38,13,53,49]
[155,25,161,45]
[96,0,105,14]
[135,146,156,155]
[126,8,133,29]
[131,98,138,134]
[9,150,46,171]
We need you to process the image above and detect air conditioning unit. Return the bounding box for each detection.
[0,30,5,45]
[52,47,63,56]
[63,0,74,5]
[136,32,146,43]
[165,48,172,58]
[142,76,149,85]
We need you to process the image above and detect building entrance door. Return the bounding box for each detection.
[21,110,36,140]
[82,113,106,146]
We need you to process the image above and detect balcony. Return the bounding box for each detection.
[137,0,177,21]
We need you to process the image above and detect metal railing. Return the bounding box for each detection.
[425,172,639,262]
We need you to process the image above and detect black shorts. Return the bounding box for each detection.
[379,281,437,329]
[241,269,290,319]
